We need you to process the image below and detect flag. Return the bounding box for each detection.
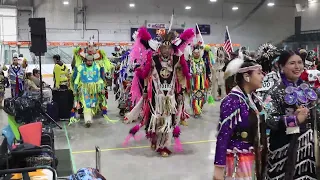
[223,26,233,53]
[195,24,204,45]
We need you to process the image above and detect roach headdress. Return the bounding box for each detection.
[256,43,281,73]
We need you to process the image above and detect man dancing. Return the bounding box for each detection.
[189,44,210,117]
[72,55,106,127]
[123,27,194,157]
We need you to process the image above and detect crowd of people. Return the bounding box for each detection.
[3,26,320,179]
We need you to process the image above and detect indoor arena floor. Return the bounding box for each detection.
[0,77,220,180]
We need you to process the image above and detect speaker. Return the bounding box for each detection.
[29,18,47,54]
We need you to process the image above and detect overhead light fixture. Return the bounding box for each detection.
[63,1,69,5]
[308,0,318,4]
[232,6,238,11]
[267,2,275,7]
[129,3,135,7]
[185,6,191,10]
[210,0,217,2]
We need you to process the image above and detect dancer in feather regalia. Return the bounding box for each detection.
[188,43,210,117]
[69,39,115,127]
[123,26,194,157]
[255,43,282,99]
[116,50,136,117]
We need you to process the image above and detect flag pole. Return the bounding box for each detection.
[226,26,233,52]
[196,23,204,44]
[168,9,174,32]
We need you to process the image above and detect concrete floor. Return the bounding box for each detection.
[0,77,220,180]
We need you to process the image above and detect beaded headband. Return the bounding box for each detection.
[238,65,262,73]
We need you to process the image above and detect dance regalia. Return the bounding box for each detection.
[189,57,208,116]
[72,61,109,125]
[215,86,267,179]
[117,50,135,116]
[69,42,114,126]
[300,49,320,88]
[214,54,267,179]
[256,43,282,99]
[264,74,318,179]
[8,64,24,98]
[256,71,280,99]
[212,47,228,100]
[300,69,320,88]
[123,26,194,157]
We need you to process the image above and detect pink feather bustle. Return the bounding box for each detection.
[176,28,195,54]
[130,72,142,105]
[138,27,152,41]
[129,27,152,65]
[179,55,191,79]
[135,52,152,79]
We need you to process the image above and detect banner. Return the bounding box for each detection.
[1,41,240,47]
[197,24,211,35]
[147,23,168,29]
[130,28,184,41]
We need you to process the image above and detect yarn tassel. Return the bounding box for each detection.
[194,100,201,115]
[102,106,118,123]
[122,134,133,147]
[174,138,183,152]
[208,95,215,105]
[68,108,80,126]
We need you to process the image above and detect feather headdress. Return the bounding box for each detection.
[256,43,281,73]
[224,52,245,79]
[129,26,195,65]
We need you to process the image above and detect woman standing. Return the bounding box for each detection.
[214,55,267,180]
[264,50,318,179]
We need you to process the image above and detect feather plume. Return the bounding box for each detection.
[175,28,195,53]
[138,27,152,41]
[179,28,195,41]
[224,57,244,79]
[180,55,191,79]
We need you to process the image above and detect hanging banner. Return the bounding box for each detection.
[147,23,168,29]
[197,24,211,35]
[1,41,240,47]
[130,28,184,41]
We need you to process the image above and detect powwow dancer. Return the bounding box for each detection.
[188,44,210,117]
[214,52,267,180]
[300,49,320,88]
[255,43,282,99]
[123,26,194,157]
[69,40,116,126]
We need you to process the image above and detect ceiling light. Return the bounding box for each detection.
[232,6,238,11]
[210,0,217,2]
[185,6,191,10]
[63,1,69,5]
[267,2,275,6]
[129,3,135,7]
[308,0,318,4]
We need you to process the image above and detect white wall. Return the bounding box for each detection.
[0,7,17,41]
[301,1,320,31]
[16,0,296,49]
